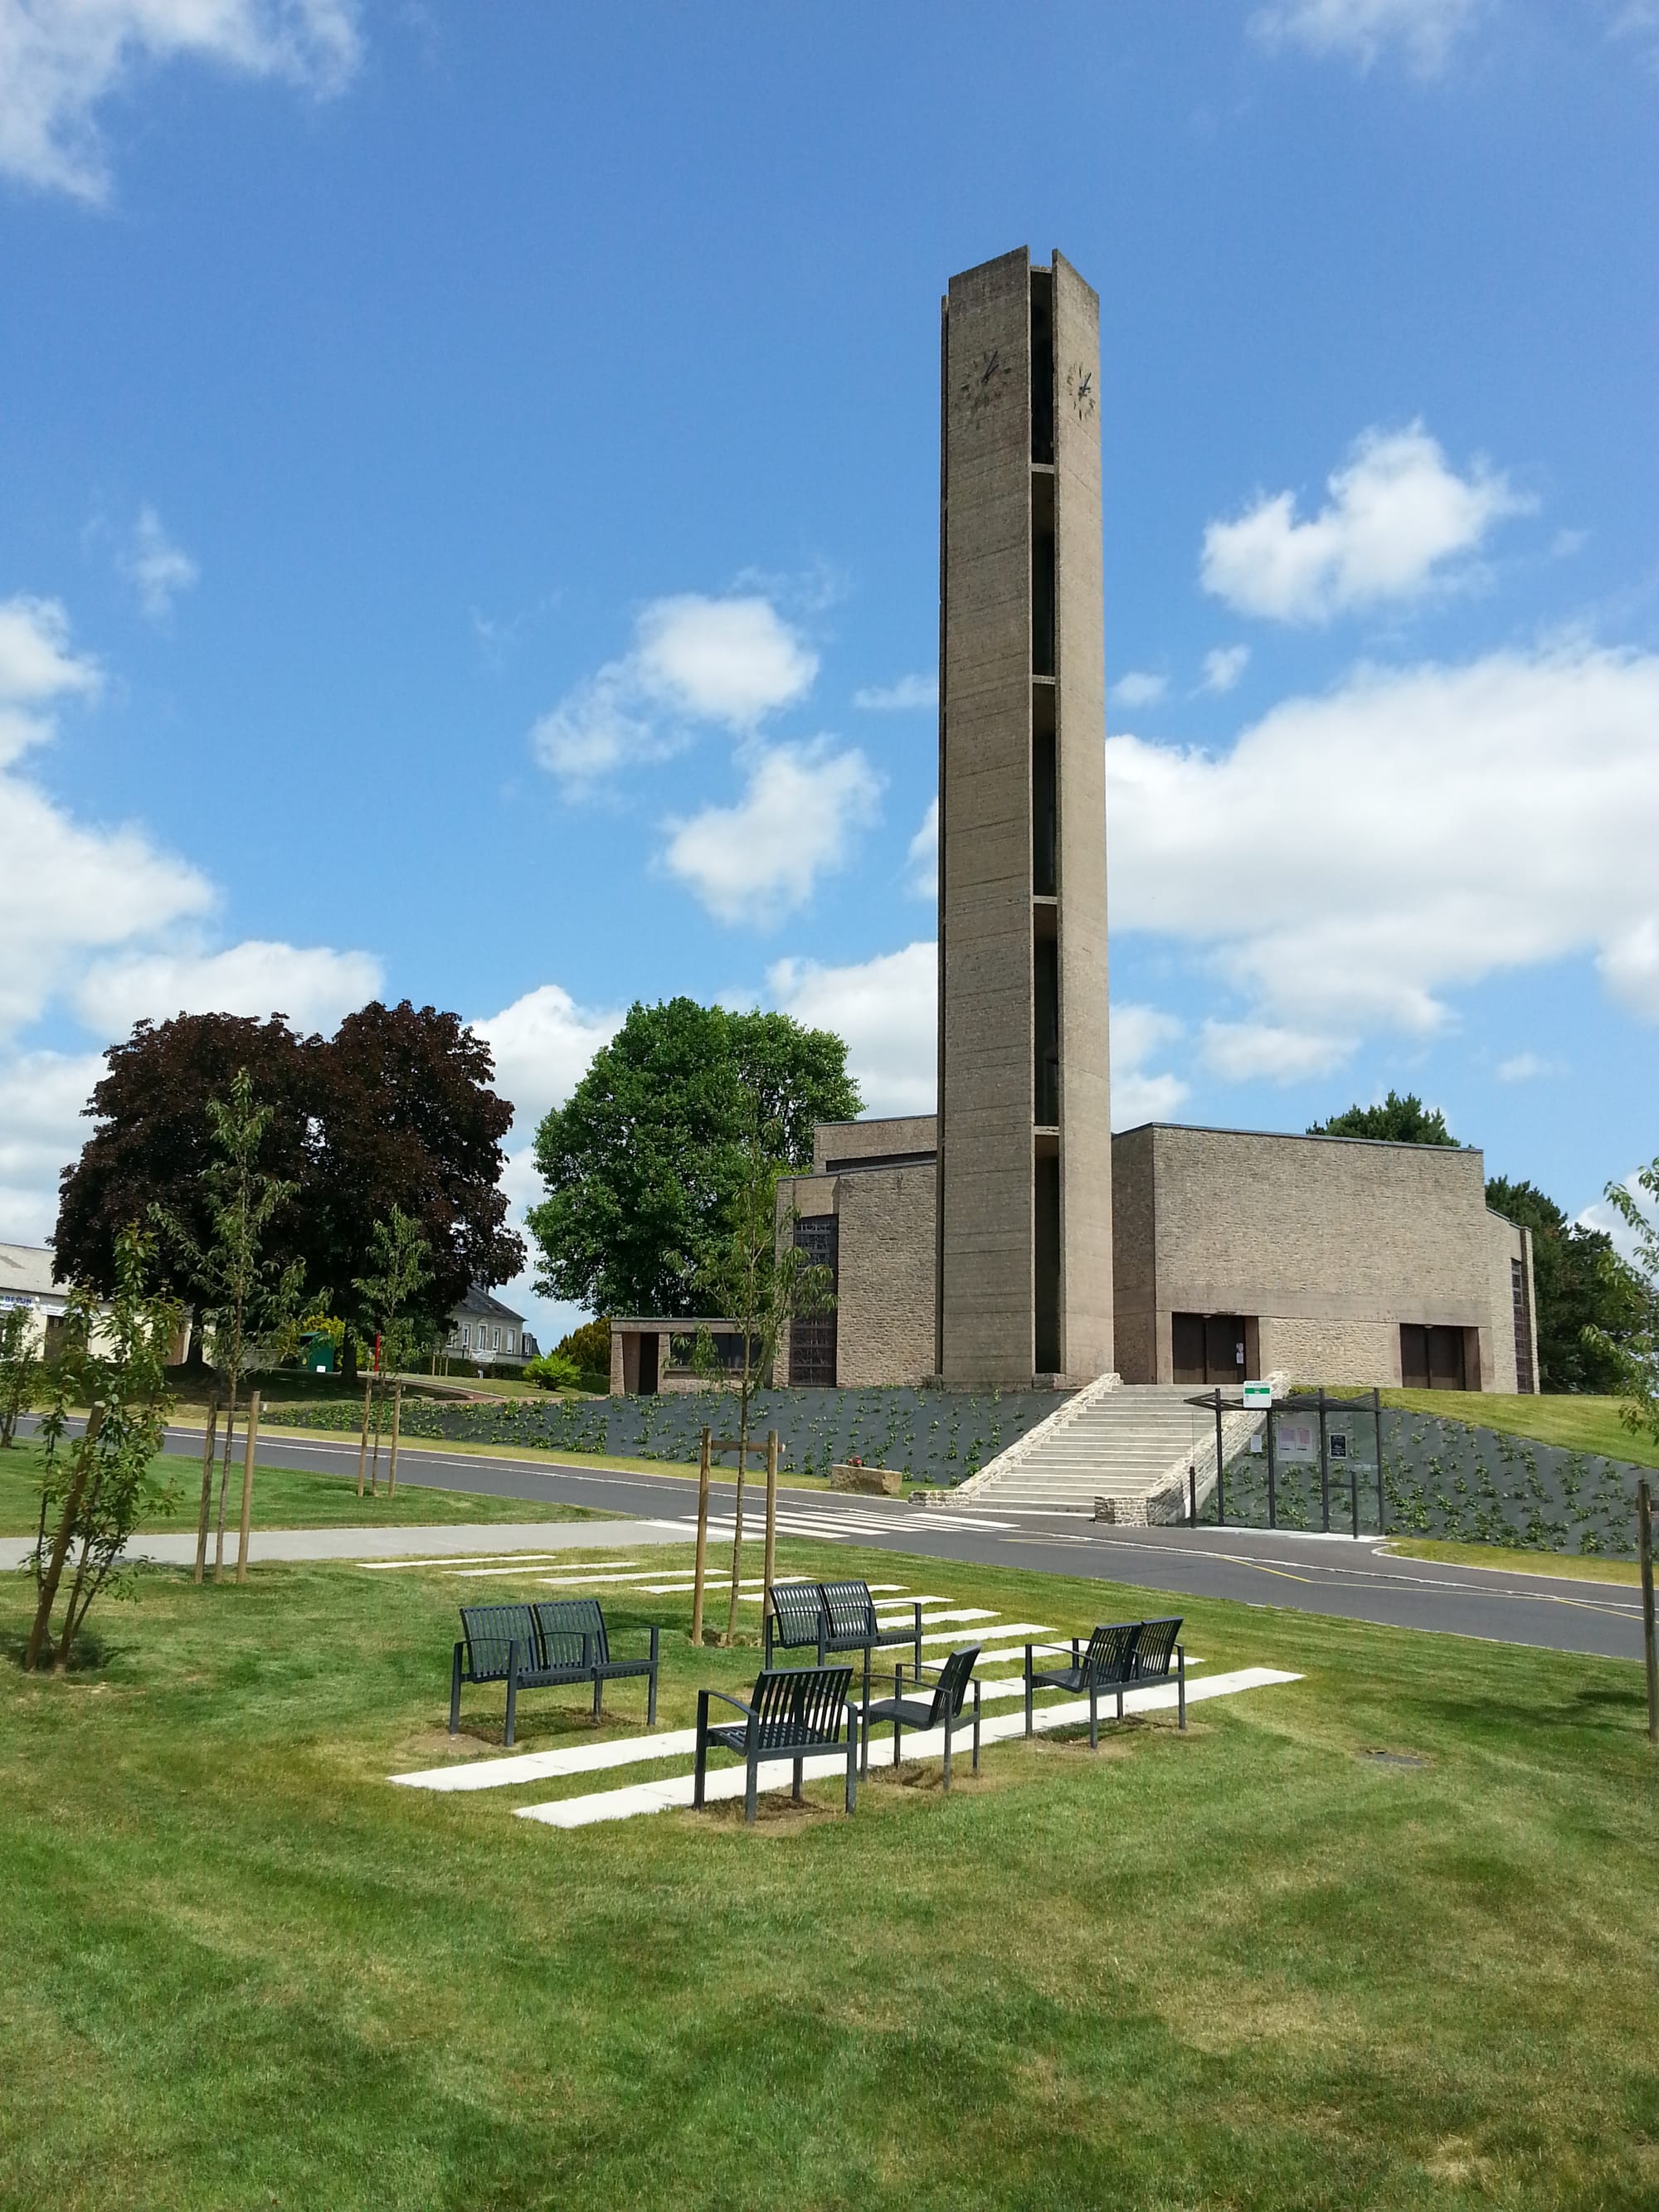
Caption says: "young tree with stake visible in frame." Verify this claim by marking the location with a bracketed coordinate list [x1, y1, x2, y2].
[151, 1068, 304, 1580]
[718, 1118, 834, 1645]
[352, 1206, 433, 1497]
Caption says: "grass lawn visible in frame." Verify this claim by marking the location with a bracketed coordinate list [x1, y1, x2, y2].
[1381, 1388, 1658, 1469]
[1382, 1537, 1647, 1586]
[0, 1441, 605, 1539]
[2, 1537, 1657, 2209]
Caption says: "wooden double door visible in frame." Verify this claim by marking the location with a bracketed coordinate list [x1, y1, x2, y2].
[1172, 1312, 1248, 1387]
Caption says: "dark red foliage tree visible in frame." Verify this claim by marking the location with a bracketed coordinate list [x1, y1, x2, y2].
[53, 1014, 318, 1333]
[54, 1002, 524, 1354]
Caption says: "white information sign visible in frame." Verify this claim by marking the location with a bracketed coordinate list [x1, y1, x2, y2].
[1242, 1380, 1272, 1409]
[1276, 1419, 1316, 1463]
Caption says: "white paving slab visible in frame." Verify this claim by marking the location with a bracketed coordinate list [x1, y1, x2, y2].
[513, 1668, 1303, 1828]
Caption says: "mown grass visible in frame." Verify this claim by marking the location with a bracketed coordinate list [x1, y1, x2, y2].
[1380, 1389, 1657, 1468]
[2, 1534, 1657, 2210]
[1382, 1537, 1647, 1585]
[0, 1441, 602, 1539]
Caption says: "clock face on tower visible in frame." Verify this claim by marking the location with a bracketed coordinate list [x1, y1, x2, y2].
[958, 345, 1012, 419]
[1066, 362, 1097, 425]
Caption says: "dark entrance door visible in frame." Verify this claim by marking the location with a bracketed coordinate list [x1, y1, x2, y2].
[1399, 1324, 1467, 1391]
[1173, 1312, 1248, 1386]
[636, 1330, 659, 1394]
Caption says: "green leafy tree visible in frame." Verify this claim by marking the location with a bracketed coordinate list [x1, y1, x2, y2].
[552, 1317, 611, 1371]
[24, 1227, 180, 1672]
[353, 1206, 435, 1380]
[528, 999, 860, 1318]
[1486, 1176, 1652, 1393]
[0, 1305, 41, 1447]
[152, 1068, 305, 1580]
[1308, 1092, 1460, 1145]
[1586, 1160, 1659, 1449]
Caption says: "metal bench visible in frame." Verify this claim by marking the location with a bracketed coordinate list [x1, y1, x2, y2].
[765, 1578, 925, 1715]
[1024, 1615, 1185, 1747]
[861, 1644, 982, 1787]
[534, 1598, 659, 1726]
[449, 1599, 659, 1745]
[694, 1665, 859, 1825]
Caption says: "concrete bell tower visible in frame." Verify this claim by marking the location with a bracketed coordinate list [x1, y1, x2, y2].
[936, 246, 1113, 1386]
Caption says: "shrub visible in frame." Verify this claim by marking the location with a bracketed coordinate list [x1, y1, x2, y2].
[523, 1352, 583, 1393]
[553, 1317, 611, 1371]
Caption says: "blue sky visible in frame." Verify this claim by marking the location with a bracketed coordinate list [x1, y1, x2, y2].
[2, 0, 1657, 1349]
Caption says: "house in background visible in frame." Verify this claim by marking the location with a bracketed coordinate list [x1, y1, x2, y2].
[443, 1284, 537, 1368]
[0, 1242, 73, 1358]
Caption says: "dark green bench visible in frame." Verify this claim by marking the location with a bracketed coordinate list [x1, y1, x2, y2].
[765, 1577, 925, 1717]
[693, 1665, 859, 1825]
[860, 1644, 983, 1787]
[1023, 1616, 1185, 1747]
[450, 1599, 659, 1745]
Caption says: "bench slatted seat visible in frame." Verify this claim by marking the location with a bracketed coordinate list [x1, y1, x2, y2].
[1023, 1616, 1186, 1746]
[765, 1578, 925, 1716]
[534, 1599, 659, 1726]
[860, 1644, 982, 1787]
[694, 1665, 859, 1825]
[450, 1599, 659, 1746]
[1126, 1615, 1186, 1729]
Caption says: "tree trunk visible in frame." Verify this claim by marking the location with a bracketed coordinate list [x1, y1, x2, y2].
[193, 1395, 218, 1584]
[356, 1380, 372, 1498]
[24, 1406, 104, 1670]
[214, 1375, 238, 1581]
[387, 1382, 402, 1498]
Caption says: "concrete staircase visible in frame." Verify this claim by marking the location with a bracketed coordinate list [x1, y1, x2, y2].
[958, 1383, 1261, 1518]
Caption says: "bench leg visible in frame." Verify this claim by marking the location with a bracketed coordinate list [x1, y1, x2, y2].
[792, 1753, 804, 1806]
[912, 1602, 922, 1680]
[861, 1643, 873, 1778]
[1089, 1681, 1098, 1751]
[942, 1705, 953, 1793]
[1024, 1644, 1034, 1739]
[745, 1740, 759, 1826]
[893, 1712, 902, 1767]
[846, 1710, 858, 1815]
[504, 1643, 519, 1749]
[593, 1670, 603, 1720]
[1178, 1646, 1186, 1732]
[1117, 1685, 1124, 1724]
[972, 1680, 981, 1775]
[693, 1692, 708, 1808]
[647, 1628, 659, 1728]
[450, 1643, 463, 1735]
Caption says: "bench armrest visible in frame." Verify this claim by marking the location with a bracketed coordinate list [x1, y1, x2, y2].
[701, 1687, 758, 1723]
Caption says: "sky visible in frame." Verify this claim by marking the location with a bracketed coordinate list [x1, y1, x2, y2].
[2, 0, 1657, 1352]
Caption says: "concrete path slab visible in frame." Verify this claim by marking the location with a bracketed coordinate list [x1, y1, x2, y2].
[0, 1519, 693, 1572]
[514, 1667, 1301, 1828]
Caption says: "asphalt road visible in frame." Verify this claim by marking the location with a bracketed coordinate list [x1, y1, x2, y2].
[153, 1421, 1651, 1665]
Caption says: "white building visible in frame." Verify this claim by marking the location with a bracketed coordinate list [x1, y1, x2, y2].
[0, 1243, 72, 1356]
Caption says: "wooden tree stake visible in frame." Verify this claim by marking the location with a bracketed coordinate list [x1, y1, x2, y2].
[1639, 1476, 1657, 1750]
[235, 1390, 260, 1585]
[355, 1378, 372, 1499]
[193, 1394, 218, 1586]
[387, 1381, 403, 1499]
[762, 1428, 779, 1624]
[690, 1425, 711, 1646]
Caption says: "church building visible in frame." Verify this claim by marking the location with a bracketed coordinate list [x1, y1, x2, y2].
[773, 246, 1537, 1400]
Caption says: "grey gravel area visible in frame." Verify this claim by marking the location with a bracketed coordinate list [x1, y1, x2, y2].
[0, 1519, 692, 1571]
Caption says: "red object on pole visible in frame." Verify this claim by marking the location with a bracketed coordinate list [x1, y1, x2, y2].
[374, 1333, 383, 1373]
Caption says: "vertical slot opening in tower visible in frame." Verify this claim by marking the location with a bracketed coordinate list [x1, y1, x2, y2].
[1034, 1138, 1060, 1375]
[1031, 465, 1055, 678]
[1034, 912, 1058, 1128]
[1032, 683, 1057, 896]
[1029, 265, 1054, 465]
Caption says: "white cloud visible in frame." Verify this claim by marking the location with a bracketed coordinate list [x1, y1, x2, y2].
[1110, 1002, 1190, 1125]
[1576, 1173, 1655, 1273]
[1496, 1051, 1563, 1083]
[1249, 0, 1482, 75]
[854, 672, 937, 712]
[532, 591, 818, 796]
[72, 941, 382, 1039]
[0, 1048, 105, 1245]
[1107, 639, 1659, 1055]
[1199, 644, 1250, 694]
[770, 941, 936, 1118]
[1200, 1019, 1355, 1084]
[663, 741, 882, 927]
[1200, 421, 1531, 624]
[469, 983, 621, 1135]
[0, 595, 212, 1030]
[907, 796, 938, 899]
[0, 0, 361, 203]
[119, 506, 198, 621]
[1110, 670, 1167, 707]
